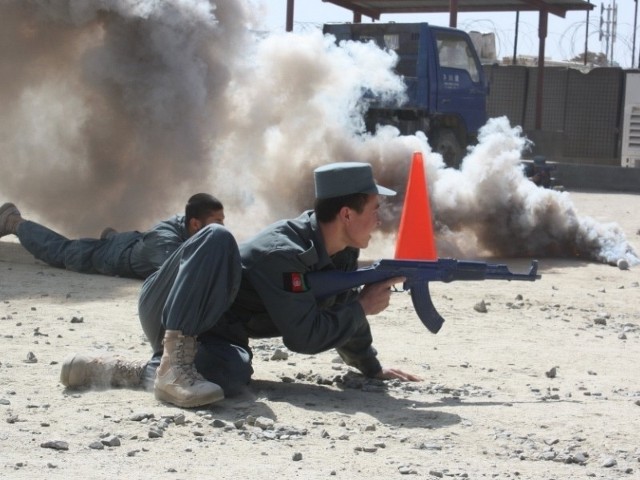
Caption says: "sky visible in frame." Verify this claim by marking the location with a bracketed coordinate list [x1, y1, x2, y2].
[262, 1, 639, 68]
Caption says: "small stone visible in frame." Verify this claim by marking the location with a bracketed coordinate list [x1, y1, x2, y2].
[541, 451, 556, 461]
[617, 258, 629, 270]
[233, 419, 245, 429]
[101, 435, 121, 447]
[173, 413, 186, 425]
[89, 441, 104, 450]
[271, 348, 289, 361]
[601, 457, 617, 468]
[474, 300, 488, 313]
[545, 367, 557, 378]
[254, 417, 274, 430]
[573, 452, 588, 465]
[398, 465, 418, 474]
[24, 352, 37, 364]
[129, 412, 154, 422]
[41, 440, 69, 451]
[292, 452, 303, 461]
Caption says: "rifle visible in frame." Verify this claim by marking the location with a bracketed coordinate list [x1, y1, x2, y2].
[305, 259, 540, 334]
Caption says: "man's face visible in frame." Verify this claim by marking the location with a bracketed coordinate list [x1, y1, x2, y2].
[188, 209, 225, 236]
[202, 209, 225, 226]
[344, 194, 381, 249]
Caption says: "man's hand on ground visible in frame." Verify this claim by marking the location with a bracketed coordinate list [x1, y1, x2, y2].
[376, 367, 422, 382]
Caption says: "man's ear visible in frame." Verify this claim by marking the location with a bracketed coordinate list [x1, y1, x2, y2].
[338, 206, 351, 225]
[187, 218, 203, 235]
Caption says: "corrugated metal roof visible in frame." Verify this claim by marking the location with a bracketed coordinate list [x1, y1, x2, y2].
[323, 0, 594, 19]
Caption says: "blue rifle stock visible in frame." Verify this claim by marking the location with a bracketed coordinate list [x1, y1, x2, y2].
[305, 259, 540, 334]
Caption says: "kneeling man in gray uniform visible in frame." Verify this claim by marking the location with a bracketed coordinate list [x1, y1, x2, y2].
[61, 162, 421, 408]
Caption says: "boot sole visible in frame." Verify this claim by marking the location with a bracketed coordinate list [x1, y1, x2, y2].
[59, 354, 78, 387]
[0, 202, 20, 238]
[154, 388, 224, 408]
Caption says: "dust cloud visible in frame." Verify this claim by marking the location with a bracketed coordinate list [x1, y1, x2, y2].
[0, 0, 636, 266]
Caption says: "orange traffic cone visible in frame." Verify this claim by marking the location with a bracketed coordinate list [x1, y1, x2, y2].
[394, 151, 438, 260]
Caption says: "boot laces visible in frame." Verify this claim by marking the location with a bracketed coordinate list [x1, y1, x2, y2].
[176, 338, 206, 386]
[116, 359, 144, 382]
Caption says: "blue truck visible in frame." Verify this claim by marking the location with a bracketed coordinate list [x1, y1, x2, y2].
[323, 22, 488, 168]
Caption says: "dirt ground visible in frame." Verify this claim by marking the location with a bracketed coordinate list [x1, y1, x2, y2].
[1, 190, 639, 480]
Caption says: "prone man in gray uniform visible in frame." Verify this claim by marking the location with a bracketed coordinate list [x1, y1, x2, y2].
[61, 162, 421, 408]
[0, 193, 225, 279]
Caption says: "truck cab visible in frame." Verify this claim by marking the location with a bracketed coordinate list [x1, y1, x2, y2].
[323, 23, 488, 168]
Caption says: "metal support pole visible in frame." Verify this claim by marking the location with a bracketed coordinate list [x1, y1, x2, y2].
[513, 10, 520, 64]
[535, 9, 548, 131]
[633, 0, 638, 68]
[584, 2, 591, 66]
[286, 0, 294, 32]
[610, 0, 617, 65]
[605, 3, 611, 64]
[449, 0, 458, 27]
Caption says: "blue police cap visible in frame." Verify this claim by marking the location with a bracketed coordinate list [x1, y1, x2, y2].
[314, 162, 396, 200]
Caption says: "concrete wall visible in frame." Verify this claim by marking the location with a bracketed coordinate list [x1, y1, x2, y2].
[555, 163, 640, 193]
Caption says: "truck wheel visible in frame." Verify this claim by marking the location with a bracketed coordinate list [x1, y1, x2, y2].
[431, 129, 464, 169]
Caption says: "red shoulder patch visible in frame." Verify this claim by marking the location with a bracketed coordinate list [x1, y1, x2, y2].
[283, 272, 308, 293]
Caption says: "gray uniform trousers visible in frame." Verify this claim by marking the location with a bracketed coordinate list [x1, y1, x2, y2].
[138, 223, 252, 396]
[17, 220, 140, 277]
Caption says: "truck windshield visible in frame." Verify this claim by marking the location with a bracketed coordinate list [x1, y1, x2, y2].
[436, 33, 479, 82]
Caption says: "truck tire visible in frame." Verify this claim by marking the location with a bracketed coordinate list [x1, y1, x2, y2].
[431, 129, 464, 169]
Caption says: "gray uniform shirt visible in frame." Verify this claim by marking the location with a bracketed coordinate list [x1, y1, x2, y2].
[212, 211, 382, 377]
[129, 214, 189, 279]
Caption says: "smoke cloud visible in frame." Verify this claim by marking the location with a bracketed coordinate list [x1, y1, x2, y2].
[430, 119, 638, 265]
[0, 0, 637, 266]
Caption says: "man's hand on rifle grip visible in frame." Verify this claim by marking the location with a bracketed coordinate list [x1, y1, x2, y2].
[357, 276, 406, 316]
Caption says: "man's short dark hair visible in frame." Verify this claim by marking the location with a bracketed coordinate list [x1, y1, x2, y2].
[185, 193, 223, 223]
[314, 192, 369, 223]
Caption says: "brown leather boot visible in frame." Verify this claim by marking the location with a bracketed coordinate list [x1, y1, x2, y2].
[0, 203, 23, 238]
[60, 353, 146, 388]
[154, 330, 224, 408]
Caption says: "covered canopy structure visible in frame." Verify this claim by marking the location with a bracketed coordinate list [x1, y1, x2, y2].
[284, 0, 595, 129]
